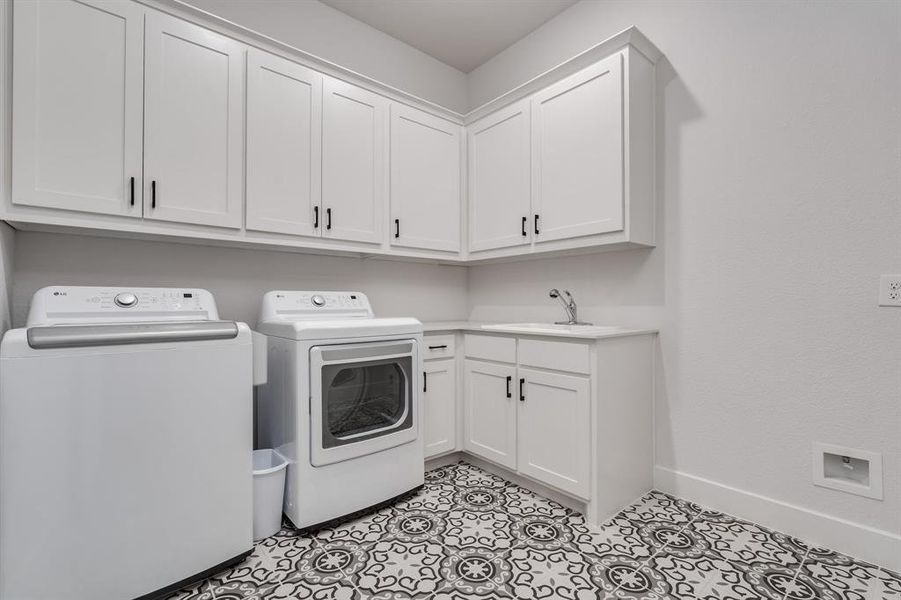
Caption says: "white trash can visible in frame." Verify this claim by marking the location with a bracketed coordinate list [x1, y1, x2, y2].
[252, 449, 288, 541]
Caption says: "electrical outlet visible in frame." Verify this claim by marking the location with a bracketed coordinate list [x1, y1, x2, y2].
[879, 274, 901, 306]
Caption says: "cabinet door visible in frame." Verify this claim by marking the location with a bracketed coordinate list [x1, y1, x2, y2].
[423, 359, 456, 459]
[11, 0, 143, 217]
[463, 360, 516, 469]
[321, 77, 385, 244]
[144, 12, 244, 228]
[532, 52, 624, 242]
[468, 100, 531, 252]
[518, 368, 591, 498]
[246, 49, 321, 237]
[390, 105, 461, 253]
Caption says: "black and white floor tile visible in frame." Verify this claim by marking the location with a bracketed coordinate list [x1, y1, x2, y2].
[168, 461, 901, 600]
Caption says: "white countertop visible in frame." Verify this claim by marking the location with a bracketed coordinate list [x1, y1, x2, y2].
[421, 321, 657, 340]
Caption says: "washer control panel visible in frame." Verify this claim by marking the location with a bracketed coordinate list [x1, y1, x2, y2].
[26, 286, 220, 326]
[260, 291, 373, 321]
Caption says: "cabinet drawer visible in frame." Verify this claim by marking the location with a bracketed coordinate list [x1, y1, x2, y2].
[464, 334, 516, 364]
[518, 338, 591, 374]
[423, 334, 455, 360]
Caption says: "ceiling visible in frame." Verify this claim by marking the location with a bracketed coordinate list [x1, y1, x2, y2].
[319, 0, 578, 73]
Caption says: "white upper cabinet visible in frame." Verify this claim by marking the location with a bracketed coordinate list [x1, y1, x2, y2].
[11, 0, 144, 217]
[245, 49, 322, 237]
[468, 100, 532, 252]
[5, 3, 659, 263]
[143, 12, 245, 229]
[389, 105, 462, 253]
[321, 77, 386, 244]
[531, 52, 624, 243]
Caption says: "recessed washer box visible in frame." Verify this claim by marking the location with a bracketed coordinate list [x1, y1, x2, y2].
[812, 442, 883, 500]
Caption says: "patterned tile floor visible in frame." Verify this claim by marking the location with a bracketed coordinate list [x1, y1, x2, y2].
[169, 461, 901, 600]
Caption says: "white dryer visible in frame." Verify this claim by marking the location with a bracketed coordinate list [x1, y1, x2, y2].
[0, 286, 254, 600]
[256, 291, 424, 529]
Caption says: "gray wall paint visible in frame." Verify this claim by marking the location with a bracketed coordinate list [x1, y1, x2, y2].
[0, 223, 14, 334]
[468, 0, 901, 535]
[0, 0, 10, 334]
[11, 232, 468, 327]
[176, 0, 469, 113]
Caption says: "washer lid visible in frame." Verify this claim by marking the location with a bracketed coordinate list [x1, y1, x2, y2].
[256, 317, 422, 341]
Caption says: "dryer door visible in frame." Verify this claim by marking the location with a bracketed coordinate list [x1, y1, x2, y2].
[310, 340, 419, 466]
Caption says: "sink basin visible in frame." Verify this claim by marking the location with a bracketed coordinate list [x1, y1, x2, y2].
[480, 323, 626, 336]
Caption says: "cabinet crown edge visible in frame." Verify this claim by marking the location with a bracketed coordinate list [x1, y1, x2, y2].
[464, 26, 663, 125]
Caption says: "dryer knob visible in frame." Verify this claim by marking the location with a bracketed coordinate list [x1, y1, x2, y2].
[114, 292, 138, 308]
[311, 295, 326, 307]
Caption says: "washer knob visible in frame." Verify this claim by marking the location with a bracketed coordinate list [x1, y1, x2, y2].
[311, 295, 326, 307]
[114, 292, 138, 308]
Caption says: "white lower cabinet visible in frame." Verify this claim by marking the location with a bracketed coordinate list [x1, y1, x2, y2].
[461, 334, 595, 500]
[518, 368, 591, 498]
[423, 358, 456, 459]
[463, 360, 517, 470]
[462, 353, 590, 498]
[458, 332, 654, 522]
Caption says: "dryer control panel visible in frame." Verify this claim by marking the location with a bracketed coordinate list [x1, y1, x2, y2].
[25, 286, 220, 326]
[258, 291, 374, 321]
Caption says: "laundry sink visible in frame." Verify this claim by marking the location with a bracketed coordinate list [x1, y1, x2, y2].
[480, 323, 627, 336]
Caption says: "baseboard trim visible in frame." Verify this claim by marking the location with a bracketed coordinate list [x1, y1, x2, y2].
[654, 466, 901, 573]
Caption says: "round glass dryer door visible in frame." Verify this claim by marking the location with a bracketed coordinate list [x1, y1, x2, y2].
[309, 339, 419, 466]
[324, 360, 409, 443]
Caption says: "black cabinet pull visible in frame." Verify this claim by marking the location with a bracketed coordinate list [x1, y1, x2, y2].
[506, 375, 512, 398]
[534, 214, 540, 235]
[519, 377, 525, 402]
[313, 206, 319, 228]
[151, 180, 156, 209]
[428, 344, 447, 350]
[129, 177, 135, 206]
[423, 371, 427, 393]
[326, 208, 332, 230]
[395, 219, 400, 238]
[521, 216, 527, 237]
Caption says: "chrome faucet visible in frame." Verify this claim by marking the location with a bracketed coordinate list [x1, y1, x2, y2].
[549, 289, 592, 326]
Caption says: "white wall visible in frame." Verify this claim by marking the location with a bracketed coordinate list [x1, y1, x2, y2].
[0, 0, 12, 334]
[468, 0, 901, 547]
[0, 223, 13, 333]
[174, 0, 468, 113]
[11, 232, 468, 327]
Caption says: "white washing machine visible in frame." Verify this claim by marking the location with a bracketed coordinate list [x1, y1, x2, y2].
[0, 286, 254, 600]
[256, 291, 424, 529]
